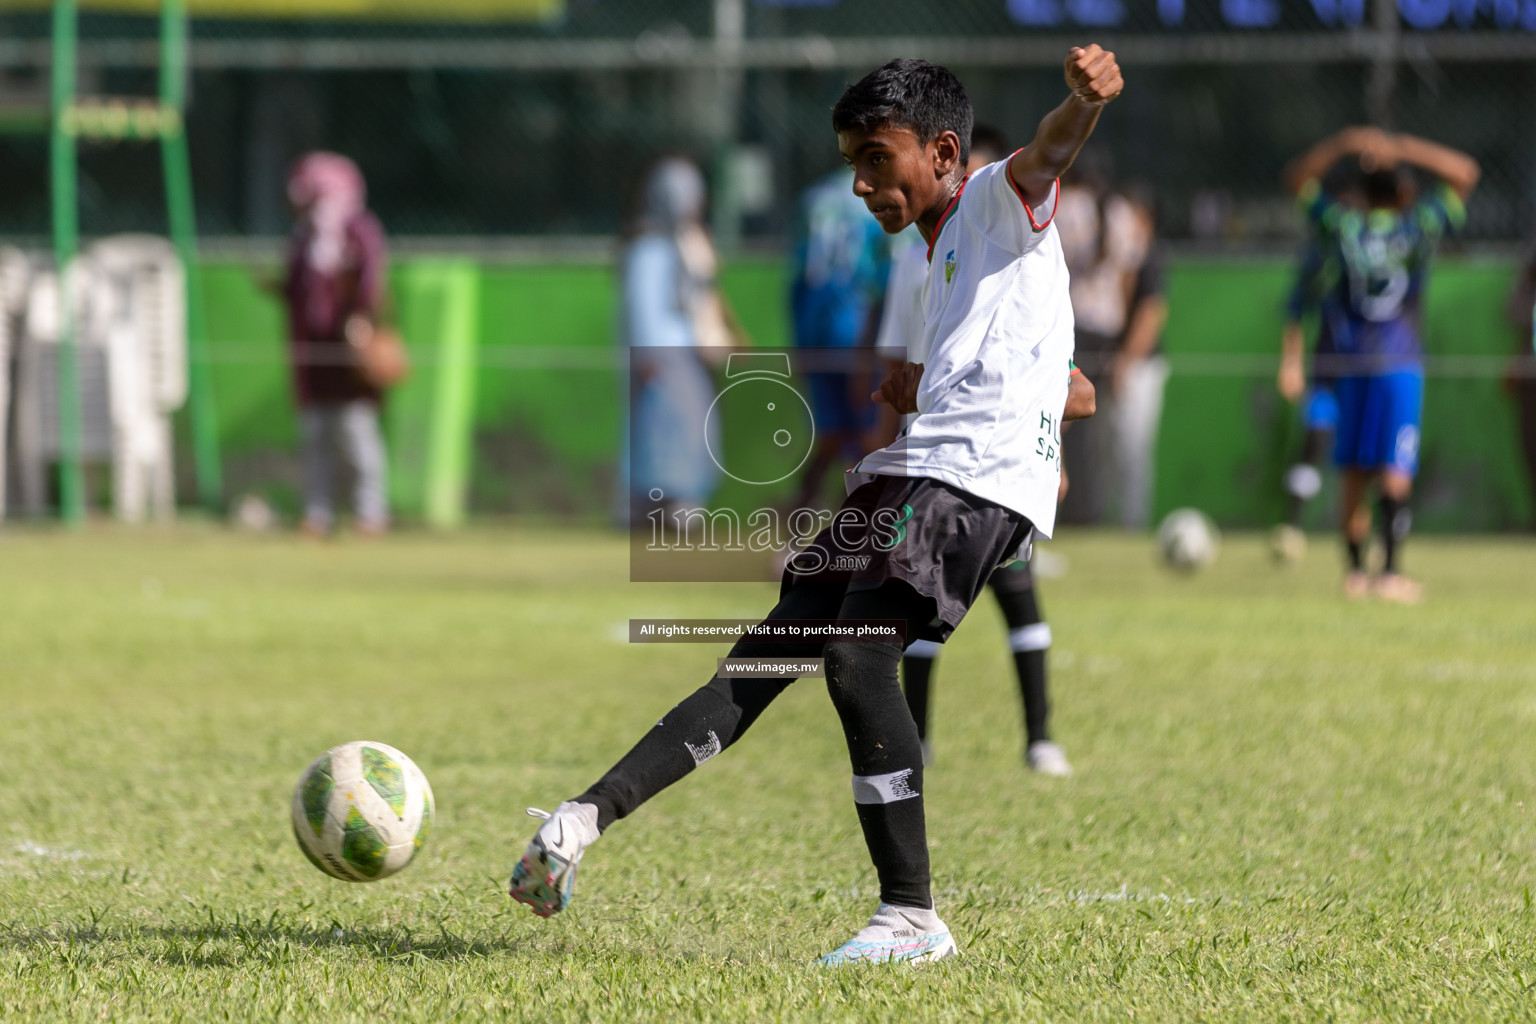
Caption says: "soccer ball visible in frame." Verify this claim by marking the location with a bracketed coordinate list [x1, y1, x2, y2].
[1157, 508, 1221, 572]
[291, 741, 434, 882]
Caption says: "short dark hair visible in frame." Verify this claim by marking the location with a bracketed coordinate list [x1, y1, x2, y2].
[1362, 167, 1409, 208]
[832, 58, 974, 163]
[969, 124, 1010, 164]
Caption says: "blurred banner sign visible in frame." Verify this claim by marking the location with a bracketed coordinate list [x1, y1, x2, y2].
[21, 0, 563, 21]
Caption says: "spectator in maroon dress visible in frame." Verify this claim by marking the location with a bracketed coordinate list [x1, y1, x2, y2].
[284, 152, 390, 537]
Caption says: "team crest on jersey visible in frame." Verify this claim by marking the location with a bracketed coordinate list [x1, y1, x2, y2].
[944, 250, 956, 284]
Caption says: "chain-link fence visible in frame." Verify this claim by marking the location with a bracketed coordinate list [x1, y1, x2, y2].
[2, 1, 1535, 245]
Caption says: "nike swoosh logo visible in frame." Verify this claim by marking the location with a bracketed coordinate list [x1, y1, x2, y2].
[549, 818, 565, 854]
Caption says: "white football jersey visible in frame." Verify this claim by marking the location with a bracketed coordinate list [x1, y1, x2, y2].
[853, 155, 1073, 538]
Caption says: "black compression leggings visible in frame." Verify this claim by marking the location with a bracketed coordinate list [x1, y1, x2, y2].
[576, 578, 938, 909]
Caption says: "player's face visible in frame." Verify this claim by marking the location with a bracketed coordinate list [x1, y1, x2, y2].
[838, 125, 953, 235]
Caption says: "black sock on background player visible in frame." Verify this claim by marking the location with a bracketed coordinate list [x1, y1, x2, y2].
[995, 581, 1051, 745]
[900, 563, 1053, 753]
[1346, 537, 1364, 571]
[1378, 494, 1410, 574]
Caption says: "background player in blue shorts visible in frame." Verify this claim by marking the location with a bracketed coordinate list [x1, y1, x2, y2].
[1286, 128, 1479, 602]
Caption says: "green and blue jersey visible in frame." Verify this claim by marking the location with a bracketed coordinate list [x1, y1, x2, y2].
[1300, 179, 1464, 366]
[789, 169, 892, 349]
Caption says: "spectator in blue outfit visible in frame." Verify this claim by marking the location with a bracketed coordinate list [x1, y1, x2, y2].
[620, 156, 739, 522]
[1286, 127, 1479, 603]
[786, 167, 895, 509]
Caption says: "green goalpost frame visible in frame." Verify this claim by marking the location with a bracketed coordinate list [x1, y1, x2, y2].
[159, 0, 223, 513]
[47, 0, 222, 524]
[50, 0, 84, 525]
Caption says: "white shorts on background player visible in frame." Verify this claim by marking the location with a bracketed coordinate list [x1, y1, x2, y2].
[855, 156, 1072, 538]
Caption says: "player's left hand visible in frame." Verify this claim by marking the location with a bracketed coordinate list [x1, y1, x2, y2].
[872, 362, 924, 414]
[1065, 44, 1122, 106]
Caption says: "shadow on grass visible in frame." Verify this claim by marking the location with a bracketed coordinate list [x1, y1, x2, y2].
[0, 918, 535, 967]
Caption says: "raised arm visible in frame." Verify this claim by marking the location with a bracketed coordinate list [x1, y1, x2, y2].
[1392, 133, 1481, 200]
[1284, 126, 1480, 200]
[1007, 45, 1123, 208]
[1283, 126, 1388, 195]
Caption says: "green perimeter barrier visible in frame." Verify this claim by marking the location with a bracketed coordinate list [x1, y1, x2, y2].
[196, 254, 1532, 531]
[389, 261, 479, 528]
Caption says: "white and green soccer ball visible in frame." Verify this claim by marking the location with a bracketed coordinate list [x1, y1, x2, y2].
[1157, 507, 1221, 573]
[291, 741, 434, 882]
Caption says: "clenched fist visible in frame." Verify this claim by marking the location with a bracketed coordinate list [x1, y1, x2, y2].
[1065, 44, 1122, 106]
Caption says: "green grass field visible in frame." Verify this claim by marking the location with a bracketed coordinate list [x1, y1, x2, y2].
[2, 527, 1534, 1022]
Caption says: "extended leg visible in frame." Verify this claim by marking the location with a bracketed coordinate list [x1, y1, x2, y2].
[509, 578, 847, 917]
[574, 580, 845, 831]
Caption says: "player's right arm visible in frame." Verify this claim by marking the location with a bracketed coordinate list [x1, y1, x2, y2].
[1007, 45, 1123, 209]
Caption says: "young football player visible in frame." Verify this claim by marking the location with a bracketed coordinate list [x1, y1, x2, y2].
[511, 47, 1123, 964]
[1285, 128, 1479, 601]
[879, 124, 1087, 777]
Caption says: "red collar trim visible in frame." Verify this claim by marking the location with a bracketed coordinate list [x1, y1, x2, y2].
[926, 176, 969, 263]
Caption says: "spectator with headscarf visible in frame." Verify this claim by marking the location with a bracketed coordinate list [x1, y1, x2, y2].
[283, 151, 390, 537]
[621, 155, 736, 521]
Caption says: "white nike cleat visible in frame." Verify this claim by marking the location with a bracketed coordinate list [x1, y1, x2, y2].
[816, 904, 958, 965]
[508, 801, 600, 918]
[1026, 740, 1073, 777]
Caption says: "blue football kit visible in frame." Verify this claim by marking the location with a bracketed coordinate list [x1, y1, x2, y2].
[1301, 180, 1465, 475]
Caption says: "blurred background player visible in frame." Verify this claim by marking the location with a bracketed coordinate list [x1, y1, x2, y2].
[281, 152, 390, 538]
[1286, 127, 1480, 601]
[785, 165, 893, 510]
[620, 155, 737, 523]
[878, 125, 1080, 777]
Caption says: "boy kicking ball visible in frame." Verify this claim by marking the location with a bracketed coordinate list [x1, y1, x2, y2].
[511, 46, 1123, 964]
